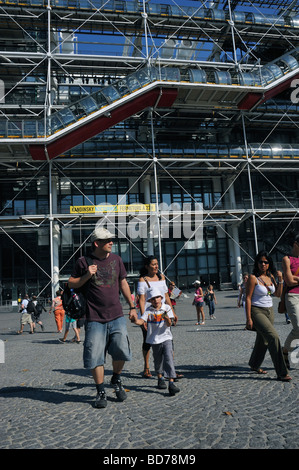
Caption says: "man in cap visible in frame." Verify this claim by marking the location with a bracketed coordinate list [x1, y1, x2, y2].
[68, 226, 137, 408]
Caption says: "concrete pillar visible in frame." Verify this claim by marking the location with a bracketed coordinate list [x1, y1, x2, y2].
[227, 178, 242, 286]
[52, 222, 60, 294]
[50, 172, 60, 297]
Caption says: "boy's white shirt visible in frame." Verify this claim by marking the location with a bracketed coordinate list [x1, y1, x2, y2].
[141, 301, 174, 345]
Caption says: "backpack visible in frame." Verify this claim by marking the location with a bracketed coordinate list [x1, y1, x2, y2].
[27, 300, 36, 314]
[62, 256, 93, 320]
[36, 302, 44, 315]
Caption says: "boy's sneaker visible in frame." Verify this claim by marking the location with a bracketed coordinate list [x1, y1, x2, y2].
[110, 378, 127, 402]
[157, 377, 167, 389]
[95, 390, 107, 408]
[169, 382, 180, 396]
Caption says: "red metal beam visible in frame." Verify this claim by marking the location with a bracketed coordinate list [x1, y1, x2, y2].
[29, 88, 178, 160]
[238, 73, 299, 110]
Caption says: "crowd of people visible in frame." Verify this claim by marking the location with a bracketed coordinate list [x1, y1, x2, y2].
[17, 288, 81, 343]
[15, 227, 299, 407]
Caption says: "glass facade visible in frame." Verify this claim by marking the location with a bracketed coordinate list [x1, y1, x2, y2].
[57, 178, 133, 212]
[0, 174, 231, 300]
[0, 232, 51, 302]
[0, 179, 49, 216]
[0, 166, 298, 302]
[234, 173, 299, 210]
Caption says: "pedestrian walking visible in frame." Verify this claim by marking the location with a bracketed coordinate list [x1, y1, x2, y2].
[193, 280, 205, 325]
[17, 294, 34, 334]
[49, 290, 65, 333]
[245, 250, 291, 381]
[131, 287, 180, 396]
[204, 284, 217, 319]
[282, 230, 299, 369]
[68, 227, 136, 409]
[59, 314, 80, 343]
[32, 295, 46, 331]
[238, 273, 248, 311]
[137, 256, 177, 378]
[168, 281, 182, 313]
[238, 272, 249, 328]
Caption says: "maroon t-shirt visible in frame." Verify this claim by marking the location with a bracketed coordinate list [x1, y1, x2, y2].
[71, 253, 127, 323]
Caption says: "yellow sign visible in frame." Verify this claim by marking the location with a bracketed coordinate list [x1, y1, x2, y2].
[70, 205, 95, 214]
[70, 204, 156, 214]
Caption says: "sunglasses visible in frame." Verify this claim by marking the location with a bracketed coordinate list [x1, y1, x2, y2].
[258, 260, 269, 265]
[98, 238, 113, 243]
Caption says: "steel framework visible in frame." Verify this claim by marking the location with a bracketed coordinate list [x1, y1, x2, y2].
[0, 0, 298, 298]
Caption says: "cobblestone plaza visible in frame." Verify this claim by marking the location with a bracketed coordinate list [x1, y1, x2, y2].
[1, 290, 298, 450]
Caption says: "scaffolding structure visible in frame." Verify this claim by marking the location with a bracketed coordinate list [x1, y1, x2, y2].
[0, 0, 299, 300]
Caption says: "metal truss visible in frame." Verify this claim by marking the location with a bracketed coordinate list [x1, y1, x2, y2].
[0, 0, 298, 297]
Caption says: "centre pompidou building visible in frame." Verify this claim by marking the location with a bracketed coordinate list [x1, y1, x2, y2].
[0, 0, 298, 301]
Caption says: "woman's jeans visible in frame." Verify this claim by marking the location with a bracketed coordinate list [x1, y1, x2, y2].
[208, 300, 215, 316]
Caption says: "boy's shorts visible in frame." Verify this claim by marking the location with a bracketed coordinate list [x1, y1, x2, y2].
[65, 318, 77, 331]
[21, 313, 33, 325]
[83, 316, 131, 369]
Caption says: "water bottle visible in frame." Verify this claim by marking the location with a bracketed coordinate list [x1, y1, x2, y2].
[70, 288, 84, 316]
[70, 288, 79, 302]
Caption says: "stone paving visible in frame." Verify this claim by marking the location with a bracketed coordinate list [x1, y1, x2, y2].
[0, 290, 298, 451]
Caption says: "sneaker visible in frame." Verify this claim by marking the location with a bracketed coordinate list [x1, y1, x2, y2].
[111, 378, 127, 402]
[169, 382, 180, 396]
[157, 377, 167, 389]
[95, 391, 107, 408]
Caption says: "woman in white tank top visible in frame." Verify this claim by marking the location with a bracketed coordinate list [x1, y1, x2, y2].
[137, 256, 177, 378]
[245, 251, 291, 382]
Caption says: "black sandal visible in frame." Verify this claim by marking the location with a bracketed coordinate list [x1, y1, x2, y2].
[250, 368, 267, 374]
[277, 375, 292, 382]
[143, 368, 152, 378]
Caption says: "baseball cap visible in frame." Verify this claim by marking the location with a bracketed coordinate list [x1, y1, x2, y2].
[90, 227, 114, 242]
[146, 287, 163, 302]
[193, 280, 201, 285]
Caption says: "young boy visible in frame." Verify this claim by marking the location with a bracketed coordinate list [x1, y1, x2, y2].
[58, 314, 81, 344]
[132, 286, 180, 396]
